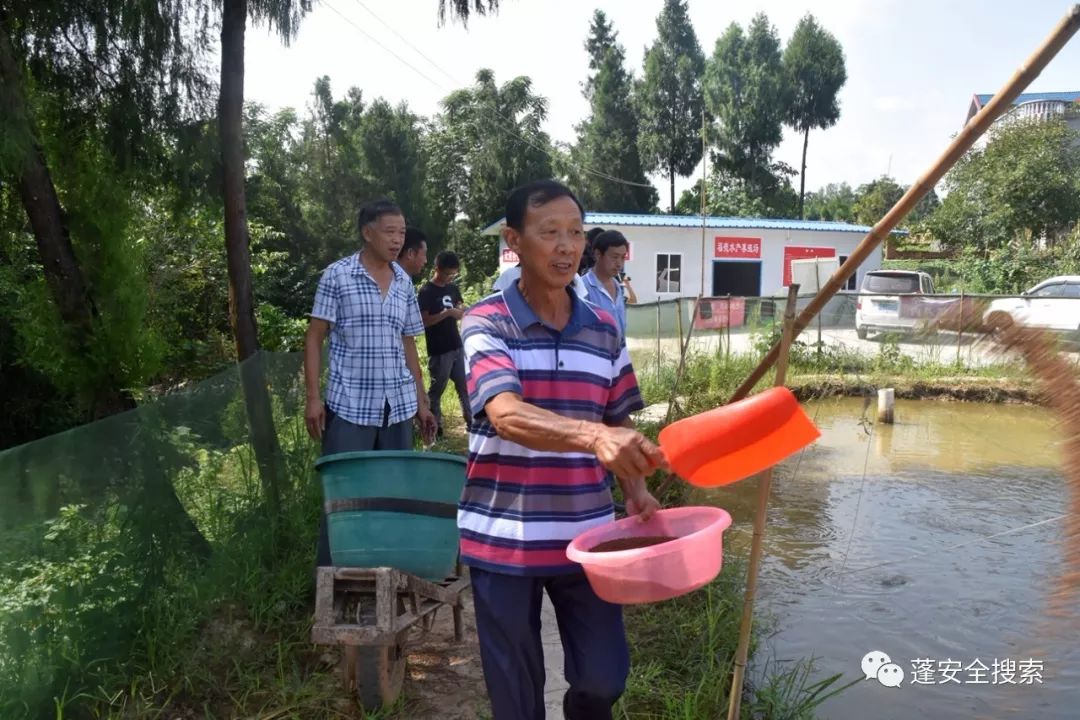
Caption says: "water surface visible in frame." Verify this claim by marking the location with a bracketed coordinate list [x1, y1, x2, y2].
[699, 398, 1077, 719]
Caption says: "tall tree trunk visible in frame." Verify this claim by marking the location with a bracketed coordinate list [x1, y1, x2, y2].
[798, 125, 810, 220]
[2, 18, 128, 417]
[220, 0, 283, 528]
[1, 17, 209, 554]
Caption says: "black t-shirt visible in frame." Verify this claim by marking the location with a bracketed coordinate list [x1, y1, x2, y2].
[417, 281, 464, 356]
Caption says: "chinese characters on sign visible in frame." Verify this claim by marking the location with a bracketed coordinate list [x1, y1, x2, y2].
[501, 248, 519, 265]
[713, 237, 761, 259]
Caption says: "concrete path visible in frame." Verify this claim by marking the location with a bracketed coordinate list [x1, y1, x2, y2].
[541, 593, 568, 719]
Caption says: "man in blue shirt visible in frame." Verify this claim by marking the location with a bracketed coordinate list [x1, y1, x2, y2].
[303, 198, 437, 566]
[582, 230, 636, 339]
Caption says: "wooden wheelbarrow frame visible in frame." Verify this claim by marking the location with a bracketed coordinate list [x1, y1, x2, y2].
[311, 564, 470, 710]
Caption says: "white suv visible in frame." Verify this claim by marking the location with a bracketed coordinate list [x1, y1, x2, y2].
[984, 276, 1080, 333]
[855, 270, 935, 340]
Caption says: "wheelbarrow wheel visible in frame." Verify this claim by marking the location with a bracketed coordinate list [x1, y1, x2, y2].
[347, 640, 407, 710]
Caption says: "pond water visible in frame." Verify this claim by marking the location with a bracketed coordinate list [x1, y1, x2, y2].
[697, 398, 1078, 719]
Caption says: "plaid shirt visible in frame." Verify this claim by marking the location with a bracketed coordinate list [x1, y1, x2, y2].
[310, 253, 424, 426]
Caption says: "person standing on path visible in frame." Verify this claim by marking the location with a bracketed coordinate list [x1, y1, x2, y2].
[303, 198, 437, 567]
[459, 180, 665, 720]
[417, 250, 473, 437]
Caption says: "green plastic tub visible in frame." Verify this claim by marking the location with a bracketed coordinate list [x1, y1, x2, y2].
[314, 450, 466, 580]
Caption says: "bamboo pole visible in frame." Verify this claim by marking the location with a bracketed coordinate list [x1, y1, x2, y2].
[728, 5, 1080, 404]
[726, 284, 800, 720]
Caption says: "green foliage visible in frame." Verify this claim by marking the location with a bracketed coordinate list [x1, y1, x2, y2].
[852, 175, 904, 226]
[923, 118, 1080, 252]
[705, 14, 788, 193]
[0, 504, 144, 717]
[427, 69, 554, 228]
[782, 14, 847, 216]
[635, 0, 706, 211]
[676, 164, 797, 218]
[3, 1, 215, 173]
[803, 182, 857, 222]
[782, 15, 846, 135]
[447, 220, 500, 288]
[0, 354, 321, 718]
[619, 559, 856, 720]
[574, 11, 657, 213]
[4, 116, 167, 408]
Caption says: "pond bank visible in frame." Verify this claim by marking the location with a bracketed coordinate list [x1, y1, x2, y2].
[787, 374, 1041, 404]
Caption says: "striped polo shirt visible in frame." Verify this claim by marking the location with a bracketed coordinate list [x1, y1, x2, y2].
[458, 281, 645, 575]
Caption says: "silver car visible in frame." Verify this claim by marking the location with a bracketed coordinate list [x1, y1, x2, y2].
[855, 270, 936, 339]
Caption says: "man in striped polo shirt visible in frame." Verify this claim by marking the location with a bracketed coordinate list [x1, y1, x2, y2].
[460, 180, 665, 720]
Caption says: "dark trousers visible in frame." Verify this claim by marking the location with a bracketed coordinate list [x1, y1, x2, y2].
[470, 567, 630, 720]
[427, 347, 472, 430]
[315, 403, 413, 567]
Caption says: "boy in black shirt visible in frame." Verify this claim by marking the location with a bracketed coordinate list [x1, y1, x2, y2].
[417, 251, 473, 435]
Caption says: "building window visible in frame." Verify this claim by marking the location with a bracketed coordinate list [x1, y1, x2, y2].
[839, 255, 857, 291]
[656, 253, 682, 293]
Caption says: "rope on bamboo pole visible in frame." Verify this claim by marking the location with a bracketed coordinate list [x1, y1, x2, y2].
[727, 4, 1080, 405]
[726, 283, 801, 720]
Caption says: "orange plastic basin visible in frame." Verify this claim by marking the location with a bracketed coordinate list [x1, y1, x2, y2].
[658, 386, 820, 487]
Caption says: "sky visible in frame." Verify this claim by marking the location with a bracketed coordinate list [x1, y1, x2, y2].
[244, 0, 1080, 212]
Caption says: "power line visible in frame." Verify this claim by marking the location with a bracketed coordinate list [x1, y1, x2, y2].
[321, 0, 655, 191]
[349, 0, 653, 190]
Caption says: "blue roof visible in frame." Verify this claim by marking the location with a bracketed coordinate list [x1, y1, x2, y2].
[974, 91, 1080, 107]
[481, 211, 906, 236]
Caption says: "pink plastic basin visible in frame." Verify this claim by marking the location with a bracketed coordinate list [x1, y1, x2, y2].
[565, 506, 733, 605]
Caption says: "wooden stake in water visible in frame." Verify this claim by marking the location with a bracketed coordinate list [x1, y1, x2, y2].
[727, 283, 800, 720]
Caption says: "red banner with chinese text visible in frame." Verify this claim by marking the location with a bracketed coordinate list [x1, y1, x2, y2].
[714, 237, 762, 259]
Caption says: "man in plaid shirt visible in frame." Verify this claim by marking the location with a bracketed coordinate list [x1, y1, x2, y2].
[303, 198, 437, 566]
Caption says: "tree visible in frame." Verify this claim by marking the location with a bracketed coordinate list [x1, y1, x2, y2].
[0, 2, 212, 417]
[852, 175, 906, 226]
[0, 2, 218, 565]
[426, 69, 553, 228]
[217, 0, 315, 532]
[924, 118, 1080, 252]
[676, 165, 797, 219]
[356, 98, 447, 249]
[636, 0, 706, 211]
[574, 11, 656, 212]
[803, 182, 857, 222]
[782, 14, 846, 218]
[704, 13, 788, 196]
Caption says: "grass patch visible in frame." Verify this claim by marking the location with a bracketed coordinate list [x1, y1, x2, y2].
[617, 559, 856, 720]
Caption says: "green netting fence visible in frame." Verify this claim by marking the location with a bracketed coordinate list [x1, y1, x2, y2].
[0, 352, 321, 718]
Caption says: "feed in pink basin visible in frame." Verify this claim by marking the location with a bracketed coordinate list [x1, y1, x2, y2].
[565, 506, 733, 605]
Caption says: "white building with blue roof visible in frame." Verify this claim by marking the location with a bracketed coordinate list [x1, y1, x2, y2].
[965, 90, 1080, 132]
[481, 212, 888, 304]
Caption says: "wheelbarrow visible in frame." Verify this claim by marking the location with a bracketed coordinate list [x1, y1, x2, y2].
[310, 450, 470, 710]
